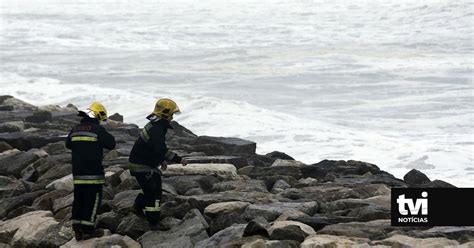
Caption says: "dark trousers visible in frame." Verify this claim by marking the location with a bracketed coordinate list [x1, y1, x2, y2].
[133, 171, 162, 225]
[72, 184, 103, 233]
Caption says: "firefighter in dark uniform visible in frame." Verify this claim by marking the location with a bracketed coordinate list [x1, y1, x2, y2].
[66, 102, 116, 240]
[129, 98, 187, 227]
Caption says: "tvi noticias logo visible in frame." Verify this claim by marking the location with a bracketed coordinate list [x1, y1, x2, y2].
[396, 191, 428, 223]
[391, 188, 474, 226]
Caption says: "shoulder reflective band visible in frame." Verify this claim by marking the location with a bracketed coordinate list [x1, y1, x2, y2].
[74, 175, 105, 180]
[73, 179, 105, 184]
[145, 200, 161, 212]
[71, 131, 97, 138]
[71, 136, 98, 142]
[139, 122, 153, 142]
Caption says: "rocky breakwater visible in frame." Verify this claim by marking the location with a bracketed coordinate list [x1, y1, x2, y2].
[0, 95, 472, 248]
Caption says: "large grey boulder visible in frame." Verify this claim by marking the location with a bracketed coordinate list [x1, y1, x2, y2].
[407, 226, 474, 243]
[164, 163, 238, 180]
[212, 179, 268, 193]
[110, 190, 140, 215]
[0, 190, 47, 218]
[196, 224, 246, 248]
[193, 136, 256, 156]
[300, 234, 370, 247]
[0, 176, 28, 198]
[243, 202, 318, 221]
[0, 210, 72, 247]
[319, 219, 406, 240]
[32, 189, 70, 211]
[61, 233, 140, 248]
[185, 156, 248, 169]
[204, 201, 250, 217]
[288, 214, 359, 231]
[0, 151, 41, 178]
[0, 142, 13, 153]
[0, 122, 24, 133]
[116, 213, 150, 239]
[138, 209, 209, 247]
[403, 169, 431, 185]
[97, 212, 124, 233]
[372, 234, 459, 247]
[0, 130, 65, 151]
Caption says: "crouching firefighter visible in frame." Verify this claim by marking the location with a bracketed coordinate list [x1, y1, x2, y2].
[66, 102, 116, 240]
[129, 98, 187, 227]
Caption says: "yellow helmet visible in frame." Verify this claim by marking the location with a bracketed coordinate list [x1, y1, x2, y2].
[153, 98, 180, 120]
[88, 102, 108, 122]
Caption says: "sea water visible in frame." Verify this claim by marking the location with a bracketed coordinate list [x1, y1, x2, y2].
[1, 0, 473, 186]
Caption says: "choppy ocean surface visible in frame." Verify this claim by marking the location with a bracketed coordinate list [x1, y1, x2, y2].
[0, 0, 473, 186]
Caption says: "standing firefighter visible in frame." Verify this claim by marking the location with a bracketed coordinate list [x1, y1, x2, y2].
[66, 102, 116, 240]
[129, 98, 187, 227]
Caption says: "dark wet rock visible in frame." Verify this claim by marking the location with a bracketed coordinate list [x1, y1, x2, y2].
[346, 204, 391, 221]
[248, 154, 276, 167]
[0, 190, 47, 218]
[116, 213, 150, 239]
[24, 110, 52, 123]
[404, 169, 431, 185]
[212, 179, 268, 193]
[300, 234, 370, 247]
[0, 142, 13, 153]
[269, 224, 307, 242]
[209, 212, 246, 235]
[301, 160, 382, 179]
[32, 189, 70, 211]
[266, 151, 295, 160]
[0, 176, 28, 198]
[185, 187, 205, 195]
[37, 161, 71, 182]
[407, 226, 474, 243]
[0, 122, 23, 133]
[243, 217, 270, 237]
[279, 183, 386, 202]
[319, 219, 407, 240]
[109, 113, 124, 122]
[0, 151, 41, 178]
[185, 155, 248, 169]
[52, 193, 74, 213]
[0, 105, 14, 111]
[196, 224, 246, 248]
[194, 136, 256, 156]
[295, 177, 319, 187]
[332, 173, 406, 187]
[164, 175, 220, 194]
[372, 234, 459, 247]
[62, 233, 140, 247]
[0, 130, 65, 151]
[424, 179, 456, 188]
[110, 190, 140, 215]
[5, 205, 37, 220]
[242, 202, 318, 222]
[288, 214, 359, 231]
[204, 201, 250, 218]
[138, 209, 209, 247]
[238, 165, 302, 182]
[159, 216, 182, 231]
[179, 191, 278, 211]
[271, 179, 291, 194]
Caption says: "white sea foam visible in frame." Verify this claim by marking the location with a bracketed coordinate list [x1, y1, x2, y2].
[0, 0, 473, 186]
